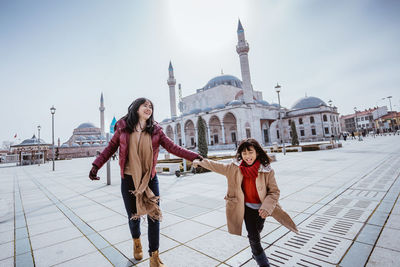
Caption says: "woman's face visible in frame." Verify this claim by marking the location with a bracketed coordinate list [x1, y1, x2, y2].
[241, 146, 257, 165]
[137, 100, 153, 121]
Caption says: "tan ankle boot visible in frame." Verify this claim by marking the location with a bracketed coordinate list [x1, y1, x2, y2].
[149, 250, 166, 267]
[133, 238, 143, 260]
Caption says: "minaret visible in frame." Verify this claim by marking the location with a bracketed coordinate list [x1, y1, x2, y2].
[99, 92, 105, 136]
[167, 61, 177, 118]
[236, 19, 254, 103]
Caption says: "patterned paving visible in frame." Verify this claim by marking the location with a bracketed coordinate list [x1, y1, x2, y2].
[0, 136, 399, 266]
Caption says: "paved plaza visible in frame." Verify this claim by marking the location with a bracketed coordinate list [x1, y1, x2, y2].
[1, 136, 400, 267]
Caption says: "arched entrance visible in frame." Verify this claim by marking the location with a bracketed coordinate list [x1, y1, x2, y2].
[176, 123, 182, 146]
[184, 120, 196, 148]
[166, 125, 174, 141]
[209, 115, 222, 145]
[223, 112, 237, 144]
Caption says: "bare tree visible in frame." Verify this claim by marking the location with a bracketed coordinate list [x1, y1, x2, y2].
[1, 141, 14, 151]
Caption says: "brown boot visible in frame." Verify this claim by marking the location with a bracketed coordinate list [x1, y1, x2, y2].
[149, 250, 166, 267]
[133, 238, 143, 260]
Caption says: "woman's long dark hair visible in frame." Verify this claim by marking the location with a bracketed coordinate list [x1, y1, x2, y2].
[235, 138, 271, 166]
[121, 98, 155, 135]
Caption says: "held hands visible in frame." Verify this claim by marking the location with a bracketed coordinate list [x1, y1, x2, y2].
[258, 209, 269, 219]
[192, 159, 201, 168]
[192, 155, 204, 168]
[89, 165, 100, 181]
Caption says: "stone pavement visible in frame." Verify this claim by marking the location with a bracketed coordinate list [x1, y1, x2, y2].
[0, 136, 399, 267]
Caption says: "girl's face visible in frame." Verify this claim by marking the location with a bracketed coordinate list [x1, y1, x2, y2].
[137, 100, 153, 121]
[241, 146, 258, 165]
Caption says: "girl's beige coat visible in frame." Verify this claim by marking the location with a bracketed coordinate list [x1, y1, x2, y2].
[198, 159, 298, 235]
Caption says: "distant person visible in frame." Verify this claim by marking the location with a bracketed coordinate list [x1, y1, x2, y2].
[193, 138, 297, 267]
[351, 131, 355, 139]
[89, 97, 202, 267]
[343, 133, 347, 141]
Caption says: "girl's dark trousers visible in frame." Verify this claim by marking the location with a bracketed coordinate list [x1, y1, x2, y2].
[244, 205, 266, 256]
[121, 174, 160, 253]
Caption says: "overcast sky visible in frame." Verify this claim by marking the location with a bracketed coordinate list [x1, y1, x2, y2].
[1, 0, 399, 145]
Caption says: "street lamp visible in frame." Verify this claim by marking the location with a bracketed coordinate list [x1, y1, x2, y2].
[37, 125, 41, 165]
[328, 100, 334, 134]
[275, 83, 286, 155]
[50, 106, 56, 171]
[386, 96, 393, 131]
[354, 107, 362, 141]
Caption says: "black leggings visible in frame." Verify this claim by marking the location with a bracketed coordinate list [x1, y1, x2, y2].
[121, 174, 160, 253]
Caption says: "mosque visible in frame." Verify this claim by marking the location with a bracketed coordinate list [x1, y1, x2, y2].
[160, 20, 341, 149]
[57, 93, 112, 159]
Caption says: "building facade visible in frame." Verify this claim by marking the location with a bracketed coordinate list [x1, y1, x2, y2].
[10, 135, 50, 165]
[340, 106, 388, 133]
[160, 21, 340, 148]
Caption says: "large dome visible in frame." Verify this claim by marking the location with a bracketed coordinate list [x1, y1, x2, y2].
[203, 75, 242, 90]
[291, 97, 327, 110]
[77, 122, 96, 129]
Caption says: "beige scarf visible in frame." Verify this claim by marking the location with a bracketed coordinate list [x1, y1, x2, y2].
[127, 131, 162, 221]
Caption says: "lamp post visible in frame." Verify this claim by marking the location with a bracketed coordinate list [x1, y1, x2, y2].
[275, 83, 286, 155]
[37, 125, 41, 165]
[386, 96, 393, 131]
[328, 100, 334, 135]
[50, 106, 56, 171]
[354, 107, 361, 141]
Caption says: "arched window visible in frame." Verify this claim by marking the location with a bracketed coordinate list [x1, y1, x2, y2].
[310, 116, 315, 123]
[299, 118, 303, 125]
[323, 114, 328, 122]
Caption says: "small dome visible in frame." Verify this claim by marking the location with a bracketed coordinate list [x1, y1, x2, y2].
[202, 107, 212, 113]
[92, 143, 101, 147]
[228, 100, 242, 106]
[87, 135, 96, 140]
[71, 143, 80, 147]
[162, 118, 170, 122]
[99, 136, 106, 140]
[189, 108, 202, 114]
[61, 143, 69, 148]
[256, 100, 270, 106]
[77, 122, 96, 129]
[75, 136, 86, 141]
[270, 103, 280, 108]
[214, 104, 226, 109]
[291, 96, 327, 110]
[203, 75, 243, 90]
[82, 143, 91, 147]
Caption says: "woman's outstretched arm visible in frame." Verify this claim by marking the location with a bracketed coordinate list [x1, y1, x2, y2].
[92, 129, 120, 169]
[193, 158, 231, 177]
[158, 128, 199, 161]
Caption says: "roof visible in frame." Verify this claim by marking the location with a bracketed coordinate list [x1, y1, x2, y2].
[12, 135, 49, 147]
[291, 96, 327, 110]
[77, 122, 97, 129]
[237, 19, 244, 32]
[340, 107, 380, 120]
[203, 75, 242, 91]
[380, 111, 400, 120]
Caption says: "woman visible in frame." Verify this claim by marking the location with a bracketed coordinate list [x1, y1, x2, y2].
[89, 98, 201, 267]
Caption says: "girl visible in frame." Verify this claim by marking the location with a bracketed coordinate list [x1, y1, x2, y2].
[193, 138, 297, 267]
[89, 98, 202, 267]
